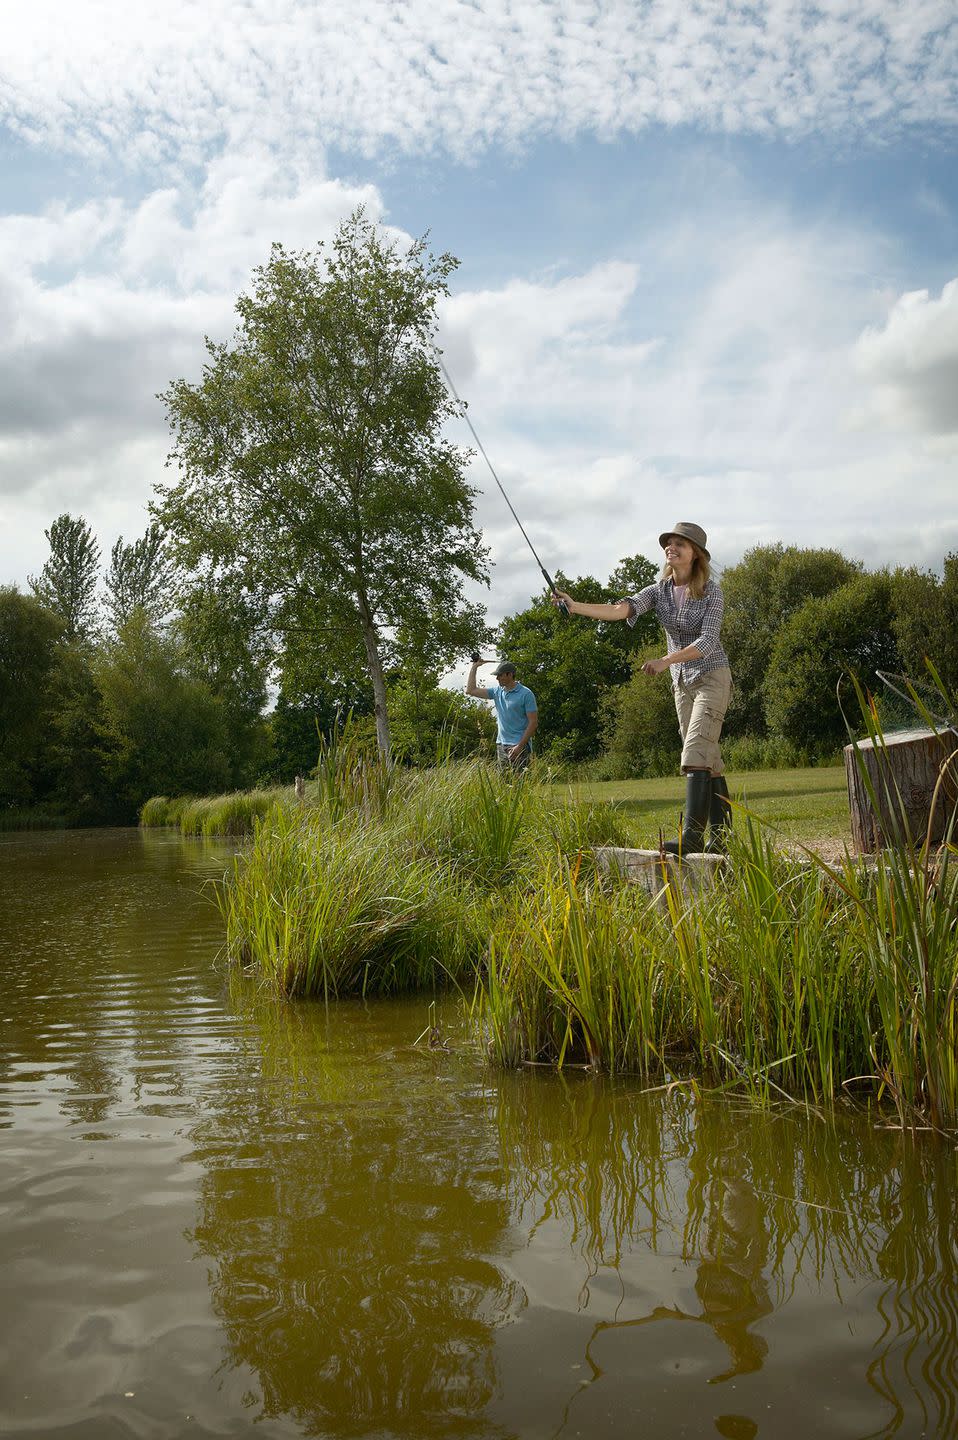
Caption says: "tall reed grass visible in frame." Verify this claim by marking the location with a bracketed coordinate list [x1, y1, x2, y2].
[140, 787, 287, 835]
[216, 757, 631, 1001]
[152, 680, 958, 1128]
[476, 671, 958, 1129]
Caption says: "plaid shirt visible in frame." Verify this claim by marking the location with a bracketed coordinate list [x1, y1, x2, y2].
[626, 579, 730, 683]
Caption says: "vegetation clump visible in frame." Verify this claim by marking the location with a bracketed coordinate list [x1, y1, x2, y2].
[165, 668, 958, 1134]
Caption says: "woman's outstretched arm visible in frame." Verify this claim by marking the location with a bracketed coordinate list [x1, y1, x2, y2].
[550, 591, 632, 622]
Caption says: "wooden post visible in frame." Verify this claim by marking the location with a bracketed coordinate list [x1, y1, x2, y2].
[844, 726, 958, 854]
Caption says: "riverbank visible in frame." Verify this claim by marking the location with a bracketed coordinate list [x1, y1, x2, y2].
[139, 754, 958, 1131]
[141, 762, 851, 850]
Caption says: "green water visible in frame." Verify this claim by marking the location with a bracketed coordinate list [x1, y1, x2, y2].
[1, 828, 956, 1439]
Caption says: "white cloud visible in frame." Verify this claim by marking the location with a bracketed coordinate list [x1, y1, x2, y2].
[1, 154, 955, 629]
[0, 164, 390, 584]
[853, 279, 958, 434]
[1, 0, 956, 174]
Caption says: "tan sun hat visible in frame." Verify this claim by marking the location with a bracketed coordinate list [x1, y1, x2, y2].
[658, 521, 710, 560]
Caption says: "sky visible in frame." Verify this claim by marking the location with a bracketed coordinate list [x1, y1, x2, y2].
[2, 0, 958, 654]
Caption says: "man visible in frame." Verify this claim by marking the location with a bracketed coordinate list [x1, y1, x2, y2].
[466, 658, 538, 770]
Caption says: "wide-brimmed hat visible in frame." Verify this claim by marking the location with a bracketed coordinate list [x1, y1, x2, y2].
[658, 521, 710, 560]
[494, 661, 516, 677]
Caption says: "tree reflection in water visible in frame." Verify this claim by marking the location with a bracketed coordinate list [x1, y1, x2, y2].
[186, 987, 521, 1435]
[188, 985, 958, 1439]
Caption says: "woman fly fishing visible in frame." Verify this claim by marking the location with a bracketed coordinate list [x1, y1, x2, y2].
[551, 522, 733, 854]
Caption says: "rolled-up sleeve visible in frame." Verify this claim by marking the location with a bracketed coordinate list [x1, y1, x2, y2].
[692, 587, 724, 659]
[625, 584, 658, 628]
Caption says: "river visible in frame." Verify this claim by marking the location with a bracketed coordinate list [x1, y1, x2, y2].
[1, 827, 956, 1438]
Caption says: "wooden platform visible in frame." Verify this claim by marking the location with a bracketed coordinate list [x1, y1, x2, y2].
[594, 846, 726, 908]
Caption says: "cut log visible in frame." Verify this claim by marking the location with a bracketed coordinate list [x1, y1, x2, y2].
[843, 726, 958, 854]
[595, 846, 726, 911]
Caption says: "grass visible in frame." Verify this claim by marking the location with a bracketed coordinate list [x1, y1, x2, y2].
[563, 765, 850, 851]
[144, 716, 958, 1129]
[140, 788, 288, 836]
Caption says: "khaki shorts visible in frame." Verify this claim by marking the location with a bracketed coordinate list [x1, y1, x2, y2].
[673, 666, 732, 774]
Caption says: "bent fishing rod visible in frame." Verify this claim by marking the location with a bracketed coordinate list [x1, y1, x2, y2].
[434, 350, 569, 617]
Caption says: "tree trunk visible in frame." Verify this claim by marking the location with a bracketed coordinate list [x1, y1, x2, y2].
[844, 726, 958, 853]
[356, 594, 391, 758]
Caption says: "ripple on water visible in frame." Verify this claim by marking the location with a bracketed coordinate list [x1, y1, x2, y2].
[3, 829, 958, 1440]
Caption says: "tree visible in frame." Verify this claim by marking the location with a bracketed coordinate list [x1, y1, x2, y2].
[890, 554, 958, 697]
[387, 676, 495, 765]
[103, 523, 177, 634]
[174, 582, 272, 788]
[268, 681, 373, 782]
[155, 211, 490, 758]
[43, 641, 117, 825]
[95, 610, 233, 818]
[29, 513, 101, 641]
[764, 572, 902, 755]
[0, 587, 63, 806]
[495, 556, 658, 762]
[720, 544, 861, 737]
[598, 643, 682, 778]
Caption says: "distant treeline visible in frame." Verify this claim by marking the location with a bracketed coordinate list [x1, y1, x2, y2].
[2, 512, 955, 825]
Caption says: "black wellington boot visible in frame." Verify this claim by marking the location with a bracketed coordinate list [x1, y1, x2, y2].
[662, 771, 711, 856]
[706, 774, 732, 853]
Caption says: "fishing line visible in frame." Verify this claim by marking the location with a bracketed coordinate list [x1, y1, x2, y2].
[435, 350, 568, 614]
[875, 670, 958, 736]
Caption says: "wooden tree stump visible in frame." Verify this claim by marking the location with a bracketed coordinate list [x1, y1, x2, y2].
[844, 726, 958, 854]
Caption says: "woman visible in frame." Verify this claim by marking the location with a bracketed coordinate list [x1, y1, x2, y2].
[552, 521, 732, 854]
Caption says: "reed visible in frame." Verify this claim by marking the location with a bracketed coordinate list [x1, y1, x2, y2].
[165, 687, 958, 1127]
[139, 794, 173, 826]
[807, 673, 958, 1129]
[219, 803, 486, 998]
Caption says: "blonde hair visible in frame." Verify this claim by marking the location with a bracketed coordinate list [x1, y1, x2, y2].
[660, 545, 711, 600]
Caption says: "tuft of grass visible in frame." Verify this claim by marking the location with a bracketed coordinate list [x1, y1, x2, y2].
[219, 804, 486, 999]
[139, 795, 173, 826]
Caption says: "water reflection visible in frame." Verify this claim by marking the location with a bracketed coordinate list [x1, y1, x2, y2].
[487, 1075, 958, 1438]
[3, 829, 958, 1440]
[186, 985, 521, 1434]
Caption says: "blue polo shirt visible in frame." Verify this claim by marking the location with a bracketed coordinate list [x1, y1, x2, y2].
[488, 682, 537, 748]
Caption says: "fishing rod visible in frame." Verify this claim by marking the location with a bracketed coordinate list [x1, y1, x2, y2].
[434, 349, 569, 616]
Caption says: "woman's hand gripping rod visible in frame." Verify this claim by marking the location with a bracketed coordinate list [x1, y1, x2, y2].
[435, 350, 568, 615]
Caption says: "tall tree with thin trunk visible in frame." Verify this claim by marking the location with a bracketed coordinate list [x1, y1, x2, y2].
[29, 513, 101, 642]
[103, 523, 177, 635]
[154, 211, 490, 756]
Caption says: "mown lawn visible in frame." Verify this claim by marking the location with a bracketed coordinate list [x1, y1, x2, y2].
[558, 764, 851, 850]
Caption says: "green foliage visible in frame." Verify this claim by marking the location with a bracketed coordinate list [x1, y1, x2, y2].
[43, 641, 118, 825]
[764, 572, 901, 754]
[387, 677, 495, 765]
[596, 644, 681, 778]
[155, 210, 491, 756]
[173, 582, 272, 784]
[29, 513, 101, 641]
[721, 544, 861, 737]
[0, 587, 63, 807]
[103, 523, 177, 635]
[890, 553, 958, 695]
[495, 555, 658, 761]
[95, 610, 232, 819]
